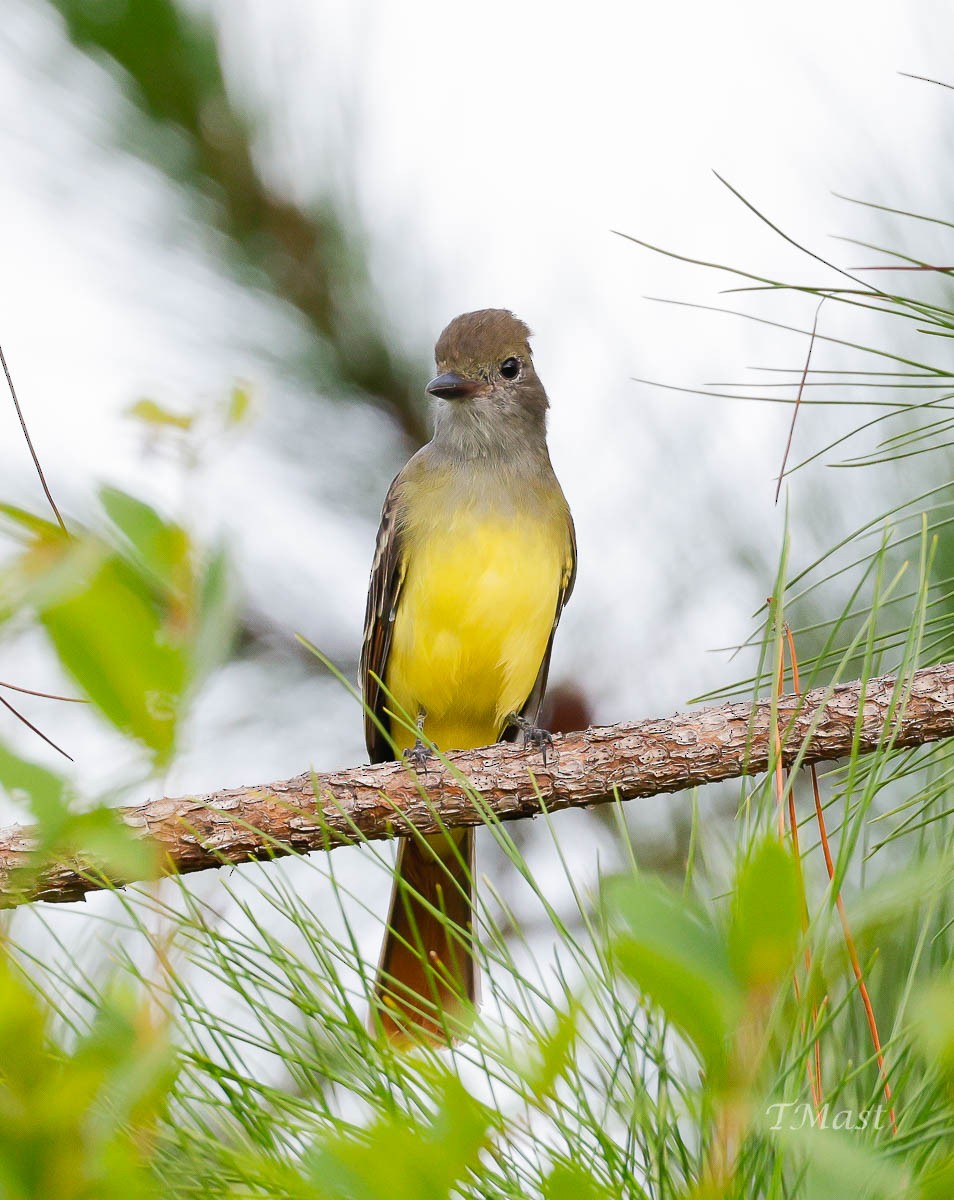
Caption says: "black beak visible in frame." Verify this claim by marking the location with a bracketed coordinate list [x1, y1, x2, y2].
[426, 371, 481, 401]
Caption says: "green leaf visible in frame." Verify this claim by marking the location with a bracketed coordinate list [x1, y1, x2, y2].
[99, 486, 191, 599]
[0, 742, 76, 899]
[0, 743, 158, 894]
[305, 1077, 490, 1200]
[519, 1001, 579, 1101]
[63, 807, 160, 885]
[0, 501, 65, 541]
[0, 951, 170, 1199]
[193, 542, 235, 681]
[40, 552, 186, 762]
[2, 495, 227, 763]
[843, 856, 954, 943]
[75, 983, 178, 1130]
[543, 1161, 622, 1200]
[728, 838, 802, 992]
[0, 741, 68, 828]
[225, 383, 252, 427]
[912, 981, 954, 1081]
[607, 873, 741, 1080]
[918, 1157, 954, 1200]
[125, 397, 194, 431]
[767, 1125, 908, 1200]
[0, 525, 109, 630]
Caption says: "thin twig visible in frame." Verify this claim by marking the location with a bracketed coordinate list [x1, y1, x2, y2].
[0, 680, 87, 703]
[0, 695, 73, 762]
[0, 344, 67, 533]
[711, 172, 876, 297]
[899, 71, 954, 94]
[775, 298, 825, 503]
[808, 745, 897, 1133]
[851, 265, 954, 272]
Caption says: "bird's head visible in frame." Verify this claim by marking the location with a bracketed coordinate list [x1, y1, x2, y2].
[427, 310, 549, 452]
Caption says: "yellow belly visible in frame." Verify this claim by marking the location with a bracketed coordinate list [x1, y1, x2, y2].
[386, 512, 564, 753]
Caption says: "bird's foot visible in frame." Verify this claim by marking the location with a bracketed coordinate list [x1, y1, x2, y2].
[403, 738, 432, 772]
[505, 713, 554, 766]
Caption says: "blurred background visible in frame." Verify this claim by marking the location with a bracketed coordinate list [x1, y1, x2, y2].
[2, 0, 954, 999]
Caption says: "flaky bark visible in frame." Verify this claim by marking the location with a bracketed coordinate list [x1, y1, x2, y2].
[3, 662, 953, 907]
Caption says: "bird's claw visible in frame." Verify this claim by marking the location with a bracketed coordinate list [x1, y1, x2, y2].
[506, 714, 554, 766]
[403, 738, 432, 771]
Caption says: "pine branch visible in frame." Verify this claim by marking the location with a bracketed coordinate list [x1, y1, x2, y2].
[4, 662, 954, 907]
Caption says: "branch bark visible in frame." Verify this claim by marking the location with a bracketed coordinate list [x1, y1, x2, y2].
[5, 662, 954, 907]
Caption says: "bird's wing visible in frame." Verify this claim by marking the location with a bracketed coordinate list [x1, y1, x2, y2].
[511, 509, 577, 731]
[360, 475, 409, 763]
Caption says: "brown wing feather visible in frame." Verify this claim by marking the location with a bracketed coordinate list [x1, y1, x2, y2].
[360, 475, 408, 764]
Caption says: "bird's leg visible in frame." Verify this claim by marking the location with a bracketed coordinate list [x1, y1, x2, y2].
[403, 710, 431, 770]
[504, 712, 554, 766]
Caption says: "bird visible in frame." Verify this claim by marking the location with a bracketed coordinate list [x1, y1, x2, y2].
[361, 308, 576, 1044]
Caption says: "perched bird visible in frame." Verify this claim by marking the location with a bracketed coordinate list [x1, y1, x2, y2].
[361, 309, 576, 1043]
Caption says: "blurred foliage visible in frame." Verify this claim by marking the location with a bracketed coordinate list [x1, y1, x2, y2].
[0, 955, 174, 1199]
[0, 476, 233, 899]
[45, 0, 427, 445]
[610, 838, 802, 1092]
[1, 485, 232, 766]
[303, 1077, 493, 1200]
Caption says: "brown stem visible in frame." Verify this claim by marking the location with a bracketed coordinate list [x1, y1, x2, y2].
[4, 661, 954, 907]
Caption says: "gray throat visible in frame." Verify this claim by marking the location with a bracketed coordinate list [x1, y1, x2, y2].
[430, 399, 550, 470]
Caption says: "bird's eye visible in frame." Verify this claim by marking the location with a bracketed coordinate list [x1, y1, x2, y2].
[499, 357, 521, 380]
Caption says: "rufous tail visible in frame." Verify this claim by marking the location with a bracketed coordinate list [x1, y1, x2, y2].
[373, 828, 476, 1045]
